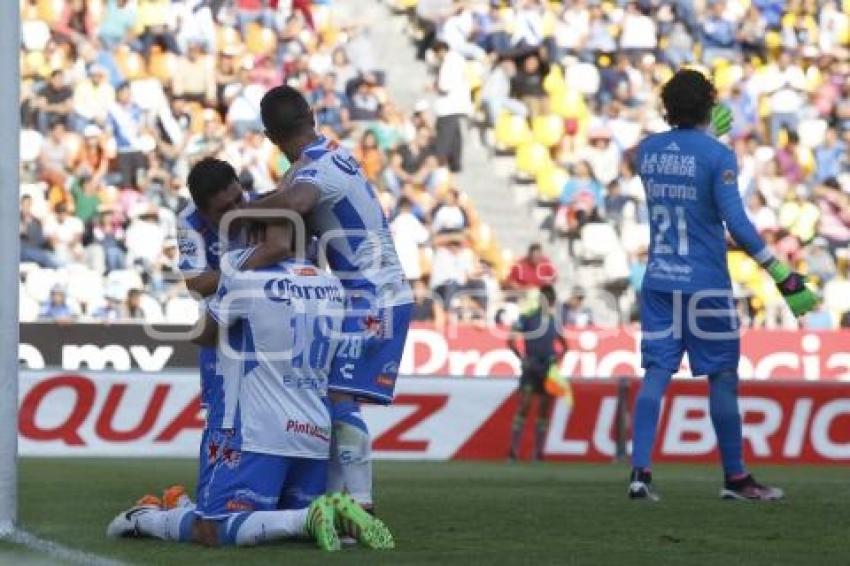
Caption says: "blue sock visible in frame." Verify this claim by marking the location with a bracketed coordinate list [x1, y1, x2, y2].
[631, 367, 672, 470]
[177, 509, 196, 542]
[708, 370, 746, 477]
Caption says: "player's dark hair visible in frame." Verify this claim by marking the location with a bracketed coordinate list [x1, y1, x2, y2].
[661, 69, 717, 129]
[433, 40, 450, 53]
[260, 85, 315, 141]
[187, 157, 238, 211]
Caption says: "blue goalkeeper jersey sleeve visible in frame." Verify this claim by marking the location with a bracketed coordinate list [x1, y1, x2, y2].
[637, 128, 771, 293]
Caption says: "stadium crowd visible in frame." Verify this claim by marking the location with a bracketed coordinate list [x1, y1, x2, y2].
[17, 0, 508, 326]
[406, 0, 850, 329]
[16, 0, 850, 330]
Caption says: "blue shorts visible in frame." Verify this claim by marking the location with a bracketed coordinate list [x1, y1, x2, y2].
[196, 349, 221, 506]
[195, 429, 328, 520]
[198, 347, 222, 421]
[328, 300, 412, 405]
[640, 289, 740, 377]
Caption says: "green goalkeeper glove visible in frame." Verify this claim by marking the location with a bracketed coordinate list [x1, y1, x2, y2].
[765, 260, 818, 317]
[710, 103, 733, 137]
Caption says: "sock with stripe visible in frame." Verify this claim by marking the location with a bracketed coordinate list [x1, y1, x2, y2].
[330, 399, 373, 508]
[218, 509, 309, 546]
[136, 507, 196, 542]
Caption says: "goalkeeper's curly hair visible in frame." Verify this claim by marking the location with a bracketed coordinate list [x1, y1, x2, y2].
[661, 69, 717, 129]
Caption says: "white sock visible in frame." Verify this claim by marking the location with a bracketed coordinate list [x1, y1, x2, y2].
[332, 419, 373, 507]
[326, 449, 345, 494]
[136, 507, 195, 541]
[226, 509, 309, 546]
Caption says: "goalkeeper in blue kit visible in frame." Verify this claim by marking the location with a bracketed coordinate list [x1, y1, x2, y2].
[629, 69, 817, 501]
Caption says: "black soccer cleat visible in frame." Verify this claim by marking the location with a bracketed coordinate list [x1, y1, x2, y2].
[720, 474, 784, 501]
[628, 468, 660, 502]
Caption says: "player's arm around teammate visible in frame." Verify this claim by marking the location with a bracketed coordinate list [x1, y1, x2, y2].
[238, 85, 414, 513]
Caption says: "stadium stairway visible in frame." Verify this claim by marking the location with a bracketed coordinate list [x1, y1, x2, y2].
[370, 1, 568, 283]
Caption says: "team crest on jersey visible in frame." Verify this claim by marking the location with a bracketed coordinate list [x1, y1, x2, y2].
[332, 154, 360, 175]
[221, 447, 241, 469]
[362, 314, 384, 336]
[178, 238, 197, 257]
[722, 169, 736, 184]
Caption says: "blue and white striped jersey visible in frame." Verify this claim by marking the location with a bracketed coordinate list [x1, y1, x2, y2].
[284, 136, 410, 304]
[176, 202, 237, 276]
[207, 250, 345, 459]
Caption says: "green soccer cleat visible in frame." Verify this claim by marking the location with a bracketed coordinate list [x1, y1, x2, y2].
[329, 492, 395, 550]
[710, 103, 733, 137]
[306, 495, 341, 552]
[766, 260, 819, 317]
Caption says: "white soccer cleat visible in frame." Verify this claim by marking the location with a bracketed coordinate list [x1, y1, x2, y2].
[106, 495, 161, 538]
[720, 474, 784, 501]
[628, 469, 660, 502]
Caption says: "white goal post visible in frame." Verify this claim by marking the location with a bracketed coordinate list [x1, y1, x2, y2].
[0, 0, 21, 535]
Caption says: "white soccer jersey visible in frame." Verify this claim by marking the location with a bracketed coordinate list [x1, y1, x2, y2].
[284, 136, 411, 305]
[207, 250, 346, 459]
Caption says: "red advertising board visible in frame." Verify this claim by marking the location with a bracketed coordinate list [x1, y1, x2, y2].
[18, 371, 850, 464]
[401, 324, 850, 381]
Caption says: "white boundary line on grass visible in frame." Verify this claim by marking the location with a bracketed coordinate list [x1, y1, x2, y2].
[1, 523, 126, 566]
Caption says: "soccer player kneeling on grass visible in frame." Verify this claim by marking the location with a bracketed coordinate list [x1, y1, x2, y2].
[106, 223, 394, 550]
[629, 69, 817, 502]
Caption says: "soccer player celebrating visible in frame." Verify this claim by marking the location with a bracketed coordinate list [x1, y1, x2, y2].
[107, 222, 393, 550]
[242, 86, 413, 512]
[629, 69, 817, 501]
[174, 158, 297, 520]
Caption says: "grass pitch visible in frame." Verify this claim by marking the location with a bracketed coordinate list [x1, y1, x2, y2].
[2, 459, 848, 565]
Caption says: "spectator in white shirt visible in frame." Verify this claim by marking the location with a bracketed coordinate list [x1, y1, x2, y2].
[513, 0, 546, 48]
[429, 237, 484, 320]
[765, 53, 807, 143]
[391, 197, 430, 282]
[432, 41, 472, 173]
[431, 188, 468, 235]
[225, 128, 275, 194]
[224, 64, 266, 137]
[619, 2, 658, 53]
[746, 191, 779, 234]
[43, 202, 85, 265]
[439, 5, 486, 61]
[554, 2, 590, 56]
[108, 82, 148, 188]
[125, 203, 166, 270]
[72, 64, 115, 127]
[578, 126, 621, 186]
